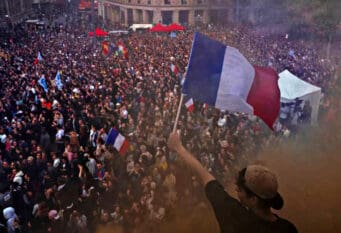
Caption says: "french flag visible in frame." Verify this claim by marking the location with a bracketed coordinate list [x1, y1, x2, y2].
[185, 97, 194, 112]
[105, 128, 129, 156]
[170, 63, 178, 74]
[183, 33, 280, 129]
[34, 51, 43, 65]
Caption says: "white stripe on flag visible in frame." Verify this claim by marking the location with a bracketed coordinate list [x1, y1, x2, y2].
[185, 98, 193, 108]
[114, 134, 126, 152]
[215, 46, 255, 114]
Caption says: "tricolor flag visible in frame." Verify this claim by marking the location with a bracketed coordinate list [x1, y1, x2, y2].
[183, 33, 280, 129]
[185, 97, 194, 112]
[38, 75, 48, 93]
[105, 128, 129, 156]
[54, 71, 63, 90]
[34, 51, 43, 65]
[170, 63, 178, 74]
[117, 42, 128, 59]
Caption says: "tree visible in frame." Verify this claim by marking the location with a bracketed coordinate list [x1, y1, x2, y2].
[285, 0, 340, 58]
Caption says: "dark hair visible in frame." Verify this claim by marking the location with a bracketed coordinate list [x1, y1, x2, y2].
[236, 167, 284, 210]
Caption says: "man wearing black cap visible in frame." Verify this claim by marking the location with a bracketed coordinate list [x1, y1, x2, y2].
[168, 132, 298, 233]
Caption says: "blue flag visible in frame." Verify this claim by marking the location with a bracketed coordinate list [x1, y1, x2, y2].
[37, 51, 43, 61]
[55, 71, 63, 90]
[170, 32, 177, 38]
[38, 75, 48, 93]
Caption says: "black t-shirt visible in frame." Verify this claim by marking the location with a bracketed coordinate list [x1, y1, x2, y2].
[205, 180, 298, 233]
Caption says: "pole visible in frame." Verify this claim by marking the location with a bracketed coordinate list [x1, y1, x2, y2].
[91, 0, 95, 29]
[172, 94, 184, 132]
[91, 0, 95, 42]
[4, 0, 10, 17]
[236, 0, 240, 23]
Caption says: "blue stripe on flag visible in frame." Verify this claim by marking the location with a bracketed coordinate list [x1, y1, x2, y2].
[105, 128, 119, 145]
[182, 32, 226, 105]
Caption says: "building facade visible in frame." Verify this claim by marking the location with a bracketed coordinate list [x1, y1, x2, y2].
[0, 0, 34, 24]
[98, 0, 233, 26]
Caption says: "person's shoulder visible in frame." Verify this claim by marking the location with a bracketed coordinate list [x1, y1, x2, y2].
[205, 179, 222, 193]
[276, 216, 298, 233]
[205, 180, 236, 203]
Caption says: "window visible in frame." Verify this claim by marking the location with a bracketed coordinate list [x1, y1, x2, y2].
[148, 0, 151, 4]
[164, 0, 171, 4]
[197, 0, 203, 4]
[181, 0, 187, 4]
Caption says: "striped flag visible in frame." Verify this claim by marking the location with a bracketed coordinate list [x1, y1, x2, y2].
[105, 128, 129, 156]
[170, 63, 178, 74]
[185, 97, 194, 112]
[102, 41, 114, 57]
[182, 33, 280, 129]
[117, 42, 128, 59]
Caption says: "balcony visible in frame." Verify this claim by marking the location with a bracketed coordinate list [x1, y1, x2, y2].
[107, 0, 211, 7]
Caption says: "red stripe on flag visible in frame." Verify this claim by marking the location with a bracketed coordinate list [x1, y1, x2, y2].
[246, 66, 280, 130]
[119, 140, 129, 156]
[185, 98, 194, 112]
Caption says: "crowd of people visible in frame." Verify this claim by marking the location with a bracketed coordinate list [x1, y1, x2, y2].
[0, 6, 337, 233]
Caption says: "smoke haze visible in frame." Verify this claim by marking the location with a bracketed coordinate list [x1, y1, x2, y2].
[96, 118, 341, 233]
[259, 122, 341, 233]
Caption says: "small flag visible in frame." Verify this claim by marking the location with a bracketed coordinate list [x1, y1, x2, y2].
[41, 101, 52, 110]
[55, 71, 63, 90]
[170, 63, 178, 74]
[37, 51, 43, 62]
[170, 32, 177, 38]
[102, 41, 114, 57]
[185, 97, 194, 112]
[117, 42, 128, 59]
[105, 128, 129, 156]
[183, 33, 280, 129]
[38, 75, 48, 93]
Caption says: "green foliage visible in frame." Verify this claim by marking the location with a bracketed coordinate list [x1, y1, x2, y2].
[313, 10, 339, 35]
[286, 0, 340, 36]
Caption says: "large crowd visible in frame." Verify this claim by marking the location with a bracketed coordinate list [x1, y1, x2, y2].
[0, 6, 338, 233]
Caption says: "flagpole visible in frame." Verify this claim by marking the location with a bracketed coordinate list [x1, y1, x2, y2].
[173, 94, 184, 132]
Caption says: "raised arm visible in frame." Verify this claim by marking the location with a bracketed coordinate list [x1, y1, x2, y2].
[167, 132, 215, 186]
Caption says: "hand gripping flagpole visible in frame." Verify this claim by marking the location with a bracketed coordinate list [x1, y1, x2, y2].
[173, 94, 184, 132]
